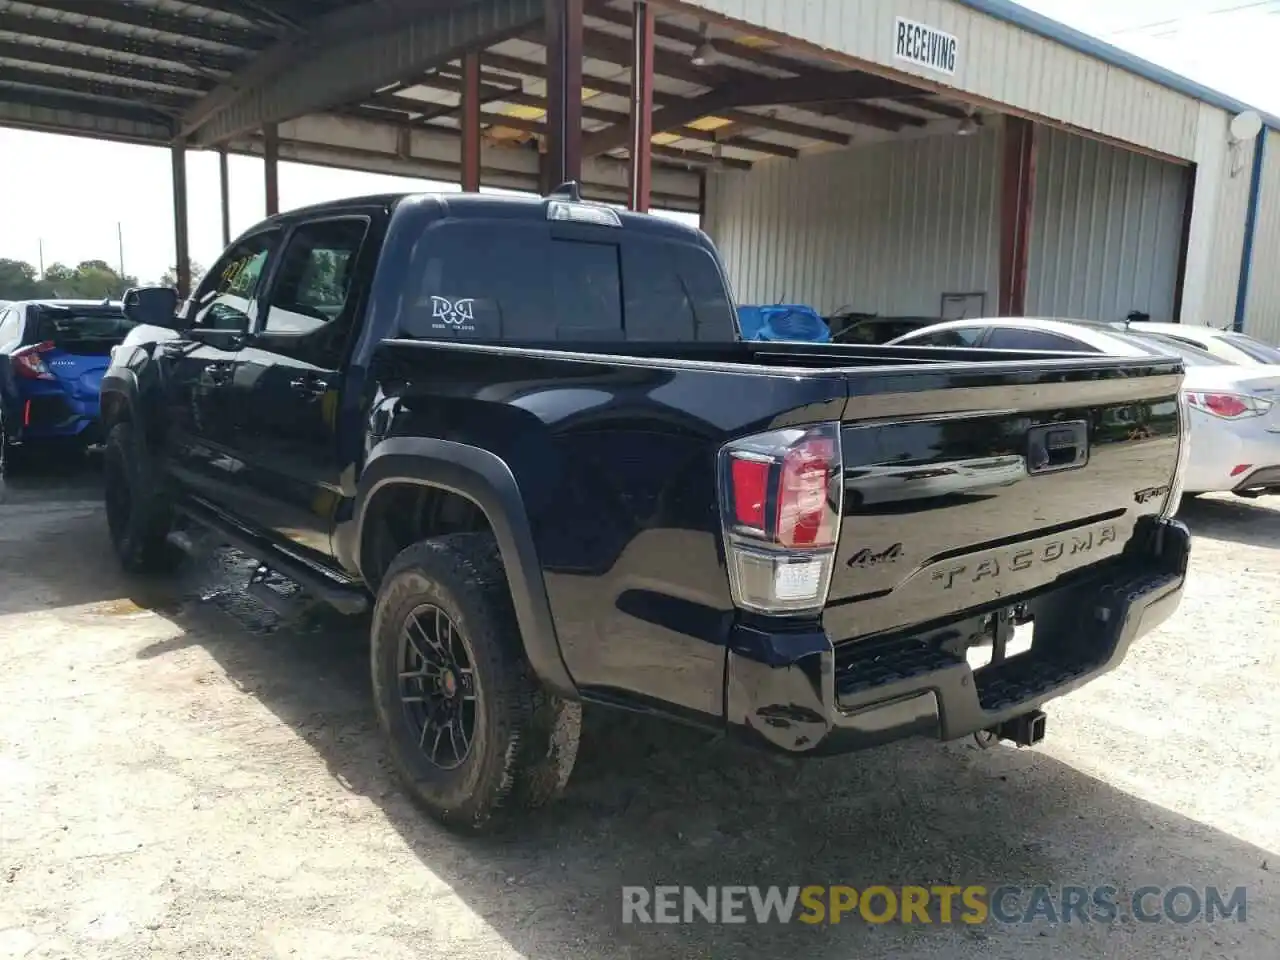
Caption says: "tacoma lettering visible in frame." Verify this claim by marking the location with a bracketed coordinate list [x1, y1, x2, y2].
[931, 526, 1118, 590]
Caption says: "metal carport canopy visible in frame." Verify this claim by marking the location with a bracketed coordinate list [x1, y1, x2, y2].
[0, 0, 988, 296]
[183, 0, 543, 146]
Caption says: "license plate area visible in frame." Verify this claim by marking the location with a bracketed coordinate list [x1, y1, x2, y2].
[966, 611, 1034, 672]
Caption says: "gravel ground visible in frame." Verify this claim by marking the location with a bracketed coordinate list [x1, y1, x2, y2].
[1, 462, 1278, 960]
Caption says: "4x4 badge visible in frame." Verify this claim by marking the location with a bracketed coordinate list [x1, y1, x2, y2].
[847, 543, 903, 568]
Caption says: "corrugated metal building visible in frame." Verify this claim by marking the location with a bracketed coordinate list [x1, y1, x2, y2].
[1244, 130, 1280, 343]
[684, 0, 1280, 339]
[705, 129, 1001, 315]
[1, 0, 1275, 341]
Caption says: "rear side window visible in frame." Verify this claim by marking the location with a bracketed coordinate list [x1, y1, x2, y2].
[985, 328, 1090, 352]
[402, 219, 734, 342]
[1108, 331, 1229, 366]
[264, 217, 370, 335]
[1223, 332, 1280, 363]
[902, 326, 986, 347]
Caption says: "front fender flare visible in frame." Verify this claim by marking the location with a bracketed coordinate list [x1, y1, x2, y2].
[99, 369, 140, 429]
[346, 437, 577, 699]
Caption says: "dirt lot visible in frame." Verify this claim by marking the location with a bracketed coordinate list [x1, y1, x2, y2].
[1, 463, 1278, 960]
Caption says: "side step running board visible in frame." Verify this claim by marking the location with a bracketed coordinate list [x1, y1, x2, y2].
[172, 499, 369, 616]
[245, 563, 315, 621]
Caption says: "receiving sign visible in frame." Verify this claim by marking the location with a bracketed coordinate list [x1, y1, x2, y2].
[894, 16, 958, 75]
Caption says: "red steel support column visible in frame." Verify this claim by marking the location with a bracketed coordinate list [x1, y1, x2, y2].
[998, 116, 1037, 316]
[264, 122, 280, 216]
[461, 51, 482, 192]
[171, 140, 191, 299]
[628, 0, 655, 211]
[544, 0, 583, 189]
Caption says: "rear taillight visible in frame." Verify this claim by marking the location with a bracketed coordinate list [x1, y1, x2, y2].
[1185, 390, 1271, 419]
[718, 423, 843, 616]
[11, 341, 55, 380]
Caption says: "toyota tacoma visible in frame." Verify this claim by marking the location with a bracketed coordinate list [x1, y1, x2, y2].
[101, 185, 1191, 831]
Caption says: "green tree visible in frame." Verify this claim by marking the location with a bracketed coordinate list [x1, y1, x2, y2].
[26, 261, 139, 300]
[159, 261, 206, 291]
[0, 259, 43, 300]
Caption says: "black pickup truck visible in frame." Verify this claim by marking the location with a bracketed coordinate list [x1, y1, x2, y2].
[102, 185, 1191, 831]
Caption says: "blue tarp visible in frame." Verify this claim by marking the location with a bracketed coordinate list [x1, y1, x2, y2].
[737, 304, 831, 343]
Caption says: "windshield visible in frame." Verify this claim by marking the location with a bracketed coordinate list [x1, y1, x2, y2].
[1222, 332, 1280, 364]
[1103, 330, 1229, 367]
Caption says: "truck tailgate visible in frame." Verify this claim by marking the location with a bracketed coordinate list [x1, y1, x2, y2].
[823, 358, 1183, 642]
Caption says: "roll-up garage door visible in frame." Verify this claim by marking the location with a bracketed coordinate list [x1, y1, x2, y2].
[1026, 126, 1188, 323]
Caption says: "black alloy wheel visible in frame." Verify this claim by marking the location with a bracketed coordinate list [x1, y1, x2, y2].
[399, 602, 478, 770]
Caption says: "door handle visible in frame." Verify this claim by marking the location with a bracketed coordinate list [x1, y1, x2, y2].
[206, 362, 233, 386]
[290, 375, 329, 397]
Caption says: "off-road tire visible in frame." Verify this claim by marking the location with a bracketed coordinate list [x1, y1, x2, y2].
[103, 421, 176, 573]
[370, 533, 581, 832]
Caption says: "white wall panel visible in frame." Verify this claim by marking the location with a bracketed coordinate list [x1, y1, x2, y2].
[1244, 129, 1280, 343]
[1201, 132, 1257, 329]
[703, 131, 1001, 316]
[677, 0, 1202, 160]
[1026, 126, 1187, 322]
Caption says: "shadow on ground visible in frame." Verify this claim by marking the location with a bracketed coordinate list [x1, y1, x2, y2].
[126, 548, 1274, 959]
[7, 456, 1269, 956]
[1177, 494, 1280, 549]
[0, 453, 142, 616]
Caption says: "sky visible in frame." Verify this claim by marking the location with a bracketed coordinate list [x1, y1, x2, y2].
[2, 0, 1278, 285]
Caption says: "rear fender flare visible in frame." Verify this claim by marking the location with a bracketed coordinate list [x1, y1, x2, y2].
[350, 437, 577, 699]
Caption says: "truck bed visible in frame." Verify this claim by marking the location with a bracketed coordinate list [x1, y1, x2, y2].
[367, 336, 1183, 723]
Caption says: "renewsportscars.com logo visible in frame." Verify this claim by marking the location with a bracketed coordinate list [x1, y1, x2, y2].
[621, 885, 1247, 926]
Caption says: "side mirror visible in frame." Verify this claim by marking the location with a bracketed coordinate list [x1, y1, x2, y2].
[122, 286, 183, 330]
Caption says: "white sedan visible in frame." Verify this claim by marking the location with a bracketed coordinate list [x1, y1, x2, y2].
[1121, 320, 1280, 366]
[888, 317, 1280, 499]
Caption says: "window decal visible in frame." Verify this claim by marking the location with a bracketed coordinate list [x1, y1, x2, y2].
[430, 296, 476, 330]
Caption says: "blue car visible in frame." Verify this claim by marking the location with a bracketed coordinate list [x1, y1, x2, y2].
[0, 299, 135, 476]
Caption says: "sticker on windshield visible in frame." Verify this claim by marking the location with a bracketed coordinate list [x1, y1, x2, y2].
[430, 296, 476, 331]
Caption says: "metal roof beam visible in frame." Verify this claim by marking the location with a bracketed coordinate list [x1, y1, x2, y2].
[408, 70, 800, 158]
[184, 0, 542, 146]
[0, 87, 173, 142]
[0, 66, 194, 111]
[465, 108, 754, 169]
[580, 24, 928, 131]
[803, 99, 926, 131]
[0, 40, 215, 92]
[30, 0, 269, 50]
[225, 111, 701, 208]
[0, 13, 244, 73]
[585, 0, 827, 76]
[582, 70, 919, 156]
[479, 50, 851, 146]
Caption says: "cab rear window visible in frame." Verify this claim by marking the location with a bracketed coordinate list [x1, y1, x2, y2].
[399, 219, 736, 343]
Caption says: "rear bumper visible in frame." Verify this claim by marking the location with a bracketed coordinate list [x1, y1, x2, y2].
[10, 392, 100, 441]
[1231, 465, 1280, 496]
[725, 517, 1190, 755]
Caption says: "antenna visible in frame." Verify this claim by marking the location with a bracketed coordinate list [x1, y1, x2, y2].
[548, 180, 582, 201]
